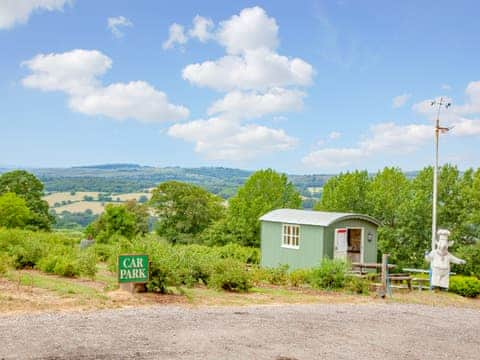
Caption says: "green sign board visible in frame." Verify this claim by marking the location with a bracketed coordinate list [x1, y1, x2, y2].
[118, 254, 149, 283]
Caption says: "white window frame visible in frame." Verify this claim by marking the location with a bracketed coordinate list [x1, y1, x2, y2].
[282, 224, 300, 249]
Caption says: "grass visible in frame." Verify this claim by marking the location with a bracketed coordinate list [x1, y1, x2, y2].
[3, 270, 108, 300]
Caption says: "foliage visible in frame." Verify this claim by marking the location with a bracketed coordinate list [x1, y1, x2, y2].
[150, 181, 225, 243]
[315, 170, 370, 214]
[263, 264, 289, 285]
[86, 200, 149, 242]
[0, 170, 53, 230]
[449, 276, 480, 298]
[0, 192, 31, 229]
[345, 276, 370, 295]
[288, 268, 312, 287]
[208, 258, 252, 292]
[0, 253, 12, 275]
[0, 228, 96, 278]
[452, 244, 480, 278]
[309, 259, 348, 290]
[225, 169, 302, 247]
[53, 209, 98, 230]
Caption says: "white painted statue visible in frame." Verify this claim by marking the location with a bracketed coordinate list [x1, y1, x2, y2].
[425, 229, 466, 289]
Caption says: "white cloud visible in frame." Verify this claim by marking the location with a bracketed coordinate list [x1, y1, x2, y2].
[302, 122, 431, 169]
[69, 81, 189, 123]
[189, 15, 213, 42]
[0, 0, 70, 29]
[182, 48, 314, 91]
[392, 93, 411, 108]
[441, 84, 451, 90]
[162, 23, 188, 49]
[22, 49, 189, 123]
[107, 16, 133, 38]
[207, 87, 305, 119]
[329, 131, 341, 140]
[450, 117, 480, 136]
[168, 117, 297, 160]
[167, 7, 313, 160]
[456, 80, 480, 115]
[21, 49, 112, 96]
[216, 6, 278, 55]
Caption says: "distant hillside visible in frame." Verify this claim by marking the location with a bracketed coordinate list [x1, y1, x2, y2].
[0, 164, 332, 200]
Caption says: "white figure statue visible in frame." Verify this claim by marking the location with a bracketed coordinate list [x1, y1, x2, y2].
[425, 229, 466, 289]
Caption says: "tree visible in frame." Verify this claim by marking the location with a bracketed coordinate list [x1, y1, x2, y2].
[366, 167, 409, 227]
[86, 200, 149, 242]
[0, 170, 53, 230]
[224, 169, 302, 247]
[0, 192, 30, 228]
[150, 181, 225, 243]
[315, 170, 371, 214]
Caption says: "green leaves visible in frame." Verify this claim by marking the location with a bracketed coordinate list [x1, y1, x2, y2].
[0, 192, 31, 229]
[150, 181, 225, 243]
[0, 170, 53, 231]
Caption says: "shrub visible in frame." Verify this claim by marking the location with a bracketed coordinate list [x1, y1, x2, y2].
[78, 247, 97, 278]
[309, 259, 348, 290]
[94, 243, 113, 262]
[346, 276, 370, 295]
[208, 258, 252, 292]
[449, 276, 480, 298]
[53, 256, 79, 277]
[264, 265, 289, 285]
[0, 253, 12, 275]
[288, 269, 311, 287]
[452, 245, 480, 278]
[11, 240, 44, 269]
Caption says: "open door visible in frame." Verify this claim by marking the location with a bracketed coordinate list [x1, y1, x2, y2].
[334, 228, 347, 260]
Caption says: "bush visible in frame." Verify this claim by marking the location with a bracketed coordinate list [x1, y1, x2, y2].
[452, 245, 480, 278]
[11, 240, 44, 269]
[208, 258, 252, 292]
[309, 259, 348, 290]
[78, 247, 97, 278]
[264, 265, 289, 285]
[0, 253, 12, 275]
[346, 276, 370, 295]
[53, 256, 79, 277]
[288, 269, 311, 287]
[449, 276, 480, 298]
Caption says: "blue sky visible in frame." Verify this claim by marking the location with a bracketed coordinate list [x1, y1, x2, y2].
[1, 0, 479, 173]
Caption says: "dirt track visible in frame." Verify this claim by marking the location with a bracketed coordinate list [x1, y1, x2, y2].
[0, 303, 479, 359]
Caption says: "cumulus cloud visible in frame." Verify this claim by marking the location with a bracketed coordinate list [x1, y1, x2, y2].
[302, 122, 431, 169]
[207, 88, 305, 119]
[22, 49, 189, 123]
[162, 23, 188, 49]
[166, 7, 313, 160]
[69, 81, 189, 123]
[216, 6, 278, 55]
[392, 93, 411, 108]
[107, 16, 133, 38]
[168, 117, 297, 160]
[188, 15, 214, 42]
[182, 48, 314, 92]
[329, 131, 341, 140]
[0, 0, 70, 29]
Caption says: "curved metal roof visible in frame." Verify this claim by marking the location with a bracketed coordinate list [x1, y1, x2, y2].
[259, 209, 381, 227]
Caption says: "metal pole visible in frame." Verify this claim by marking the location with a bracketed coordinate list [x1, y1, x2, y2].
[432, 117, 439, 251]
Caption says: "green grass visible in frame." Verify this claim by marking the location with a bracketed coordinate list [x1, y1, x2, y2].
[4, 270, 108, 300]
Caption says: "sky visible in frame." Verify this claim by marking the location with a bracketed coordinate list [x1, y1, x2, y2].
[1, 0, 479, 174]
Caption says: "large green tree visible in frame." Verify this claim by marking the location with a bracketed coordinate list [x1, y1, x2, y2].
[0, 192, 31, 229]
[222, 169, 302, 247]
[315, 170, 371, 214]
[150, 181, 225, 243]
[0, 170, 53, 230]
[86, 200, 149, 242]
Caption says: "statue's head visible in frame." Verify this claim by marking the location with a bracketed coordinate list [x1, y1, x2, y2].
[436, 229, 452, 253]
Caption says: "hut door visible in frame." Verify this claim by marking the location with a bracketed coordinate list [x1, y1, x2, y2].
[334, 228, 348, 260]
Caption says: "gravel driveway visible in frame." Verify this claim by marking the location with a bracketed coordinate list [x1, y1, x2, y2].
[0, 303, 479, 359]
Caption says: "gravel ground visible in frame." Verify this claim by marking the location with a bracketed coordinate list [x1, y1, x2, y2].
[0, 303, 479, 360]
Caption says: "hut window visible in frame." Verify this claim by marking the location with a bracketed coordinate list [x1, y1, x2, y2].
[282, 224, 300, 248]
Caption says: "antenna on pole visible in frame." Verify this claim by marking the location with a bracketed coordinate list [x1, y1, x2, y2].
[430, 97, 451, 251]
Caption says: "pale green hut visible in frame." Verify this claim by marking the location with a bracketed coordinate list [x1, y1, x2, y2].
[260, 209, 380, 270]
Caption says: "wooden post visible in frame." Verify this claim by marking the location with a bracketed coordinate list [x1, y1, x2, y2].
[378, 254, 389, 298]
